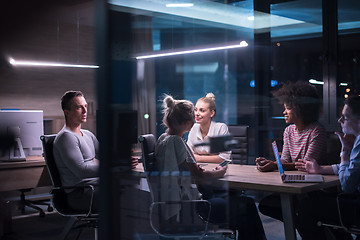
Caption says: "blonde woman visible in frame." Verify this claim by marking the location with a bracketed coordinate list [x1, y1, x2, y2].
[187, 93, 231, 163]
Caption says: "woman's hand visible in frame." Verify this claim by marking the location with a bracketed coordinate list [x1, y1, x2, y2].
[255, 157, 277, 172]
[131, 157, 139, 169]
[295, 159, 320, 174]
[197, 163, 206, 172]
[212, 165, 227, 176]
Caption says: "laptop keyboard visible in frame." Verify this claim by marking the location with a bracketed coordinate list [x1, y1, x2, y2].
[287, 174, 305, 181]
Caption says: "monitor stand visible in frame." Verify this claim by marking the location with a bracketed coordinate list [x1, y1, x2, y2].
[9, 137, 26, 161]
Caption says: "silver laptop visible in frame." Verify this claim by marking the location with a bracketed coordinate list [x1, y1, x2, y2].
[272, 141, 323, 183]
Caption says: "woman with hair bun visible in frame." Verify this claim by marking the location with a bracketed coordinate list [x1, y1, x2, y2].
[155, 94, 266, 240]
[187, 93, 231, 163]
[156, 95, 227, 201]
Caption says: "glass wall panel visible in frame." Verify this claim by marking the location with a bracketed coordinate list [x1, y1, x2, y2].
[108, 0, 330, 161]
[267, 0, 323, 156]
[108, 1, 256, 139]
[103, 1, 360, 239]
[338, 1, 360, 101]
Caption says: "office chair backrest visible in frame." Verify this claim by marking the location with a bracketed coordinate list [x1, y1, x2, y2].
[228, 125, 249, 165]
[138, 134, 157, 172]
[41, 134, 75, 215]
[40, 135, 61, 188]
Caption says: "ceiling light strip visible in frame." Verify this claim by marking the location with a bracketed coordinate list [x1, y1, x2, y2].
[166, 3, 194, 7]
[136, 41, 248, 60]
[309, 79, 348, 86]
[308, 79, 324, 85]
[9, 58, 99, 69]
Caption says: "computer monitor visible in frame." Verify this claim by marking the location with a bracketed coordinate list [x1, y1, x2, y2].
[0, 110, 44, 161]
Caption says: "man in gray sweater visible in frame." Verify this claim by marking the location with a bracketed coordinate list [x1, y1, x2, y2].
[53, 90, 99, 212]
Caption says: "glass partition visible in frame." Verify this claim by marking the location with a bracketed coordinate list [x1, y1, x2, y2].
[107, 0, 329, 159]
[100, 1, 360, 239]
[338, 1, 360, 101]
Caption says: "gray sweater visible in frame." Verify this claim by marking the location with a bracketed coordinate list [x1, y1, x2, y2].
[53, 126, 99, 188]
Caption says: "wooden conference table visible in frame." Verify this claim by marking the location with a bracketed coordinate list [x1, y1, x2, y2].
[209, 164, 340, 240]
[135, 163, 340, 239]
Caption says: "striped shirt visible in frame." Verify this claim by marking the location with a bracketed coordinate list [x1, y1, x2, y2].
[281, 122, 326, 164]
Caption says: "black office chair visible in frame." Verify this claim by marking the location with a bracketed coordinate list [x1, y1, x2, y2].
[138, 134, 235, 239]
[318, 192, 360, 239]
[138, 134, 157, 173]
[228, 125, 249, 165]
[40, 135, 98, 240]
[18, 188, 53, 217]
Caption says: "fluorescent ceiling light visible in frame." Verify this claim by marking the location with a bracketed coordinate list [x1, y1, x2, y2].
[135, 41, 248, 60]
[109, 0, 304, 30]
[9, 58, 99, 69]
[166, 3, 194, 7]
[309, 79, 324, 85]
[309, 79, 348, 86]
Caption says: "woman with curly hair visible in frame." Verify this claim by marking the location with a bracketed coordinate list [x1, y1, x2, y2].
[255, 81, 328, 237]
[256, 81, 327, 172]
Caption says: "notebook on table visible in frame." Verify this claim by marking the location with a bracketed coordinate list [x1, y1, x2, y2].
[271, 141, 324, 183]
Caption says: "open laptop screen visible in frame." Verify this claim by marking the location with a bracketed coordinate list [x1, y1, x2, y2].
[272, 141, 284, 175]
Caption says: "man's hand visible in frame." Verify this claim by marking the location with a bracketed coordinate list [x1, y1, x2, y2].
[295, 159, 320, 174]
[335, 132, 356, 152]
[256, 157, 277, 172]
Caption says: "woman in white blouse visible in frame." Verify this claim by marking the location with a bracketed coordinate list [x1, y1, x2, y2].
[187, 93, 231, 163]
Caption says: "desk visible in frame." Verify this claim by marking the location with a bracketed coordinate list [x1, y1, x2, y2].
[0, 156, 51, 192]
[214, 164, 340, 240]
[0, 156, 51, 237]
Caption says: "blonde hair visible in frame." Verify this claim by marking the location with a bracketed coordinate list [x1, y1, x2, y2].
[162, 95, 194, 134]
[197, 92, 217, 117]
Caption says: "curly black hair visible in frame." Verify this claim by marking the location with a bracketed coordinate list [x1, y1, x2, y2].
[272, 81, 322, 125]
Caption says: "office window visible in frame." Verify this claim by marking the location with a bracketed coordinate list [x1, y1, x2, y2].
[101, 1, 360, 239]
[338, 1, 360, 100]
[268, 0, 323, 149]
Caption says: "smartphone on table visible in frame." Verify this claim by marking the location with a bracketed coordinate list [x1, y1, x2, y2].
[219, 159, 232, 167]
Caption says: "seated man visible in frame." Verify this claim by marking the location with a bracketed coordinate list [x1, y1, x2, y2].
[53, 90, 99, 212]
[293, 95, 360, 239]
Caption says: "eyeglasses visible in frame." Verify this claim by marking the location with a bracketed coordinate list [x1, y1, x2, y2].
[338, 115, 350, 122]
